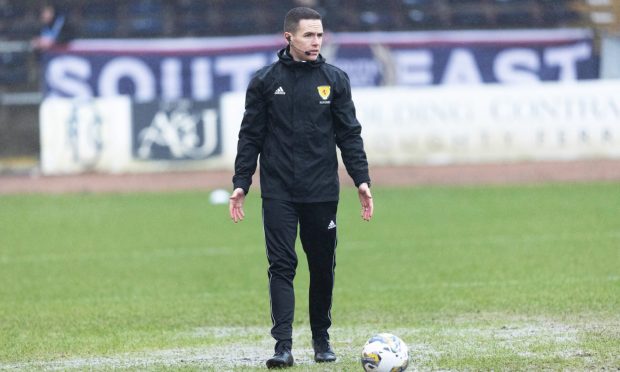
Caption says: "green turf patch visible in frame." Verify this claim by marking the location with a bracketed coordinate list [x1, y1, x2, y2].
[0, 183, 618, 370]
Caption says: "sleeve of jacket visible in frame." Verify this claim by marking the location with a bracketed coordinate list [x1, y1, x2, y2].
[332, 71, 371, 187]
[232, 73, 268, 195]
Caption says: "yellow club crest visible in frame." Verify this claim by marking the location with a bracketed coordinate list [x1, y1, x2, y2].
[317, 85, 331, 100]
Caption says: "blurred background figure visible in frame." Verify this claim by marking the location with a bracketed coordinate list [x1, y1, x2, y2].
[31, 3, 73, 51]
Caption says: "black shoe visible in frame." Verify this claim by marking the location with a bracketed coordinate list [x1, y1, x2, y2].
[312, 338, 337, 363]
[266, 349, 294, 369]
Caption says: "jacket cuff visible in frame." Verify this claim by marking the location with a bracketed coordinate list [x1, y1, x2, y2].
[353, 174, 371, 188]
[233, 181, 250, 196]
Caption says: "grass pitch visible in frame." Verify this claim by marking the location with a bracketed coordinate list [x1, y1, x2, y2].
[0, 183, 618, 371]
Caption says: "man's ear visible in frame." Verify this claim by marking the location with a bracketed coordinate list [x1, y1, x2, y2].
[285, 33, 291, 42]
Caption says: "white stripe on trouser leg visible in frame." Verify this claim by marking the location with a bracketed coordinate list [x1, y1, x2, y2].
[262, 206, 276, 329]
[327, 232, 337, 327]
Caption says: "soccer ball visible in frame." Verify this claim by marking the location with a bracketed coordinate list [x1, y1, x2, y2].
[361, 333, 409, 372]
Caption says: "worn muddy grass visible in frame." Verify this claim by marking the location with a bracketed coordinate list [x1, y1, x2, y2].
[0, 183, 618, 370]
[2, 320, 618, 371]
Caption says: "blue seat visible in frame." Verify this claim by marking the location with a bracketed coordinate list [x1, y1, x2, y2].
[82, 1, 118, 18]
[540, 1, 581, 26]
[128, 16, 164, 37]
[176, 0, 209, 13]
[82, 18, 118, 38]
[451, 11, 490, 28]
[407, 9, 442, 29]
[496, 10, 537, 27]
[402, 0, 433, 5]
[0, 3, 26, 19]
[6, 20, 39, 41]
[0, 51, 29, 85]
[1, 51, 27, 67]
[176, 15, 211, 36]
[447, 0, 482, 3]
[128, 0, 163, 15]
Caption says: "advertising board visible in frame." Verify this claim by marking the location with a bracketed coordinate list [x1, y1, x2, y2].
[43, 30, 597, 102]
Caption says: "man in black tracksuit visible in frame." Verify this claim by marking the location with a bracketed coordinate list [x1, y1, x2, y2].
[229, 7, 373, 369]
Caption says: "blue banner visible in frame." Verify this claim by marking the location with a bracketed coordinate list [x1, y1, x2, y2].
[42, 30, 598, 102]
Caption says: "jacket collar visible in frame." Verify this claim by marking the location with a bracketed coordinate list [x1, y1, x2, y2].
[278, 47, 325, 68]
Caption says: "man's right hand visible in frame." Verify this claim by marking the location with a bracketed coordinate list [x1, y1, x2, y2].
[229, 188, 246, 223]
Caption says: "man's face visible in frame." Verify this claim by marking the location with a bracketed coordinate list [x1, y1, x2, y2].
[286, 19, 323, 62]
[41, 6, 55, 24]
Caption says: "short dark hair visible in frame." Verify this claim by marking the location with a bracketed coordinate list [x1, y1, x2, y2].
[284, 7, 322, 33]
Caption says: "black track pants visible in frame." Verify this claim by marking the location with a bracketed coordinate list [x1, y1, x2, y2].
[262, 198, 338, 346]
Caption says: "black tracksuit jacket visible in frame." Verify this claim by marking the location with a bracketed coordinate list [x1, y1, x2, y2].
[233, 47, 370, 202]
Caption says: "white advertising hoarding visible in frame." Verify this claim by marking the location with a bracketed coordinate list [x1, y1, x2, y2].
[40, 97, 132, 174]
[352, 80, 620, 164]
[41, 80, 620, 175]
[40, 97, 230, 175]
[220, 80, 620, 167]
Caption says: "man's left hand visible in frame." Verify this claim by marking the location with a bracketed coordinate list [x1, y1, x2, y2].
[358, 183, 373, 221]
